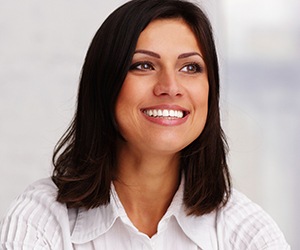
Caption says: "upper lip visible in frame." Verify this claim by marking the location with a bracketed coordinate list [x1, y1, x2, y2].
[141, 104, 188, 111]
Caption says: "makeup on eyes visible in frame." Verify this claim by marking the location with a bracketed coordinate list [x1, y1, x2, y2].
[180, 62, 203, 73]
[129, 49, 205, 74]
[129, 60, 204, 74]
[129, 61, 155, 71]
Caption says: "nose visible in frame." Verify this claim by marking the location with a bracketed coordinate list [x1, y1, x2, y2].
[153, 69, 183, 97]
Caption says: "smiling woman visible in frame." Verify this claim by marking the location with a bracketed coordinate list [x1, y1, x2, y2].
[115, 19, 209, 156]
[0, 0, 290, 249]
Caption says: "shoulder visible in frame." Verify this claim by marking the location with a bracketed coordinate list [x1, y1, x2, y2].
[217, 189, 290, 249]
[3, 178, 66, 219]
[0, 178, 71, 249]
[18, 177, 59, 202]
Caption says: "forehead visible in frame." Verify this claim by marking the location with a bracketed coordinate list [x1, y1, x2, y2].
[135, 18, 201, 53]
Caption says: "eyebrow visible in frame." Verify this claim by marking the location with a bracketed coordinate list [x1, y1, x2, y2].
[134, 50, 203, 59]
[178, 52, 203, 59]
[134, 50, 160, 58]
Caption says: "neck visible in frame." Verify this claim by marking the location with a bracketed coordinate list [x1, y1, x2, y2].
[113, 144, 181, 237]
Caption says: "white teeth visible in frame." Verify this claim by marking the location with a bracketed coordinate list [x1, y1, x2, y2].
[163, 110, 169, 116]
[143, 109, 184, 118]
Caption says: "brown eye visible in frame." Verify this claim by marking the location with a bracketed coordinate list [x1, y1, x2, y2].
[180, 63, 202, 73]
[130, 62, 155, 71]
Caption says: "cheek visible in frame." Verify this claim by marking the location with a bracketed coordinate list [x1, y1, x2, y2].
[114, 79, 145, 135]
[192, 81, 209, 108]
[115, 78, 136, 116]
[192, 83, 209, 127]
[115, 74, 155, 115]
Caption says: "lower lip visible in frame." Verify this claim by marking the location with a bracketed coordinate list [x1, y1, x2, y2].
[142, 112, 189, 126]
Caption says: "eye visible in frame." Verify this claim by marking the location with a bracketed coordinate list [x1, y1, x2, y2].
[129, 61, 155, 71]
[180, 63, 203, 74]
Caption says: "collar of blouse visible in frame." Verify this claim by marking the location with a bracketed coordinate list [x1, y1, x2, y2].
[70, 176, 218, 249]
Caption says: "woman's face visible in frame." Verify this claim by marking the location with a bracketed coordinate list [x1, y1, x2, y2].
[115, 18, 209, 156]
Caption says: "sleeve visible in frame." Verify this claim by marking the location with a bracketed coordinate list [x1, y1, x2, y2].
[218, 189, 291, 250]
[0, 217, 51, 250]
[0, 179, 70, 250]
[240, 212, 291, 250]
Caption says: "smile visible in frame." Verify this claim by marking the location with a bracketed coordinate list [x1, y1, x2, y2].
[142, 109, 186, 119]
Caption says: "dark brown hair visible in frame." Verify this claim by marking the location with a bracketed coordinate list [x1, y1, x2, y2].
[52, 0, 231, 216]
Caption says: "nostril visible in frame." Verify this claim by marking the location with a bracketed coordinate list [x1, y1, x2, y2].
[153, 83, 183, 97]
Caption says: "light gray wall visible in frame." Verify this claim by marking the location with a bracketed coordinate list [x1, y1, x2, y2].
[220, 0, 299, 248]
[0, 0, 298, 248]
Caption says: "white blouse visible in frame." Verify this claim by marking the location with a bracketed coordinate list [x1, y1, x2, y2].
[0, 178, 290, 250]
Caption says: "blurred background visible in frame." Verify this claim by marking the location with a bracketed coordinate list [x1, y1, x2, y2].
[0, 0, 299, 248]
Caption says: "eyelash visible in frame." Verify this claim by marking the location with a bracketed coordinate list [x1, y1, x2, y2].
[129, 61, 203, 73]
[180, 62, 203, 73]
[129, 61, 155, 71]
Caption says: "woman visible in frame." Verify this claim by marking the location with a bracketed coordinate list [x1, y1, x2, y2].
[0, 0, 290, 249]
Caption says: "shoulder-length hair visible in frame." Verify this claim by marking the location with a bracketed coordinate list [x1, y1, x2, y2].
[52, 0, 231, 216]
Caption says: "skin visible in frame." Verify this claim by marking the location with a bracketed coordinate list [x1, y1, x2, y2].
[114, 18, 209, 237]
